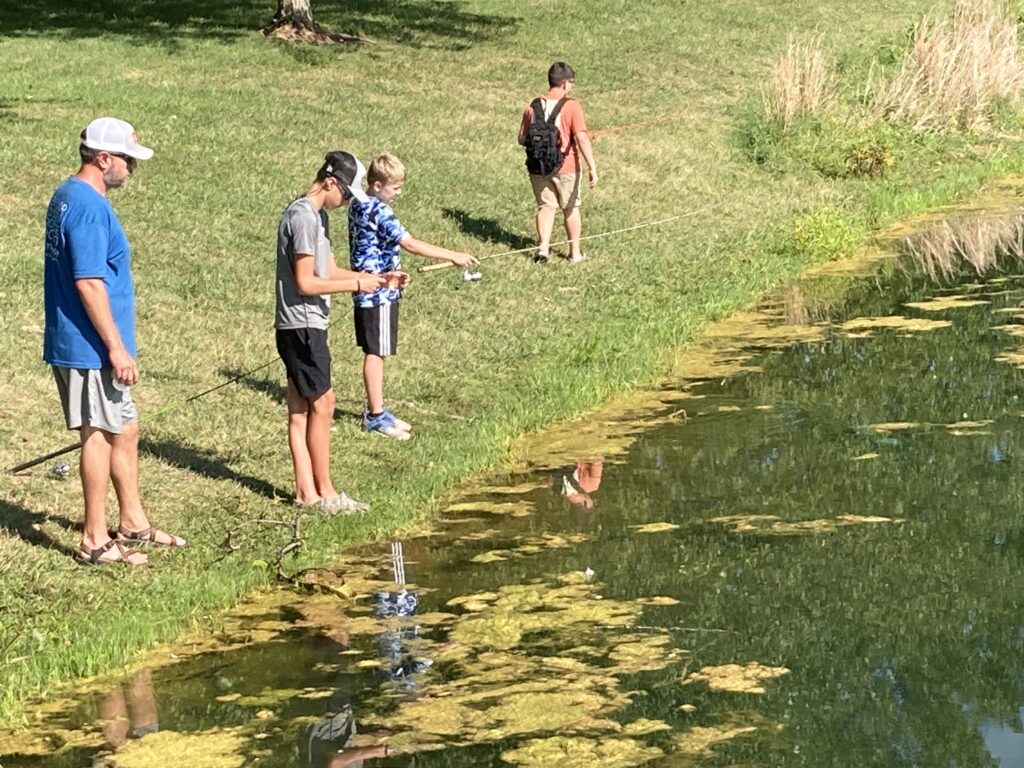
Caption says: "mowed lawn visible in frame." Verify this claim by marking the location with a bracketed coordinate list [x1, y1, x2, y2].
[0, 0, 1009, 722]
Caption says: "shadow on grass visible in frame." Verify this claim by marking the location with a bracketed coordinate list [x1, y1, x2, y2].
[0, 99, 19, 122]
[141, 438, 291, 502]
[0, 498, 78, 557]
[442, 207, 533, 252]
[220, 368, 363, 422]
[0, 0, 519, 51]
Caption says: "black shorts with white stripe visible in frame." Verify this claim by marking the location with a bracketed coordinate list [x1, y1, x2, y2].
[354, 301, 400, 357]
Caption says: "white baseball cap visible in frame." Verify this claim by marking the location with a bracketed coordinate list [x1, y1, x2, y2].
[81, 117, 154, 160]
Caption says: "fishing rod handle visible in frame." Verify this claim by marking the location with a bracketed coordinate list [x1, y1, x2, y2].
[418, 262, 454, 273]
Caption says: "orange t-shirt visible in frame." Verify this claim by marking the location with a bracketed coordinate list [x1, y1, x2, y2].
[520, 97, 588, 175]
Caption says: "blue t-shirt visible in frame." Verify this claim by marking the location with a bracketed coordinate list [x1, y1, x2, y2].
[43, 178, 136, 369]
[348, 197, 407, 308]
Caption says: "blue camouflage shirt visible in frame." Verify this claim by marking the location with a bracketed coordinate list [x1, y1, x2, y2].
[348, 197, 407, 308]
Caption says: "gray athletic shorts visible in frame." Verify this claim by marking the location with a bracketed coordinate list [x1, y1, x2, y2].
[53, 367, 139, 434]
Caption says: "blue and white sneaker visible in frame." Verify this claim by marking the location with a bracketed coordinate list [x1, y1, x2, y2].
[362, 409, 411, 440]
[388, 410, 413, 433]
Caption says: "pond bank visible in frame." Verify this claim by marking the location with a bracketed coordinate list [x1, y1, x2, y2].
[7, 188, 1024, 766]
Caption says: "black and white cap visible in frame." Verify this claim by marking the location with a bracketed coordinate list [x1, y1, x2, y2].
[321, 151, 368, 203]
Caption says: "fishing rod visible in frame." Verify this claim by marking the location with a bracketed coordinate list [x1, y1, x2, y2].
[417, 205, 720, 274]
[7, 357, 282, 475]
[10, 205, 718, 473]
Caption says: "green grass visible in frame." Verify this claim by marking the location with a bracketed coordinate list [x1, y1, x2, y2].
[2, 0, 1024, 725]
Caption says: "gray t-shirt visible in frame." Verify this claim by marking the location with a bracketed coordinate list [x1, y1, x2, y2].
[275, 197, 332, 330]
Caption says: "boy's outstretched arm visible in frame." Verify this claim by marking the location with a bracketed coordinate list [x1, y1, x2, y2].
[400, 234, 478, 268]
[293, 253, 389, 296]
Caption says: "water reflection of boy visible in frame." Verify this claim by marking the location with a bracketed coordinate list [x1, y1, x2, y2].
[558, 459, 603, 511]
[95, 670, 159, 752]
[327, 743, 390, 767]
[376, 541, 432, 695]
[305, 542, 427, 765]
[306, 701, 391, 768]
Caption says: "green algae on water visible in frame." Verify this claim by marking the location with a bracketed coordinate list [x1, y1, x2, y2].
[500, 735, 663, 768]
[103, 728, 247, 768]
[683, 662, 790, 694]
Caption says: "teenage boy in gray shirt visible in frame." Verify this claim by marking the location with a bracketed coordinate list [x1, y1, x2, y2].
[275, 151, 408, 513]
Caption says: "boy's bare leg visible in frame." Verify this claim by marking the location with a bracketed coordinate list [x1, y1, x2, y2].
[564, 206, 583, 259]
[287, 380, 320, 504]
[535, 206, 557, 254]
[363, 354, 386, 414]
[306, 387, 338, 500]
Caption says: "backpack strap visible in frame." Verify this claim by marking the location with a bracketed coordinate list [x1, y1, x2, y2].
[548, 97, 568, 123]
[530, 98, 545, 123]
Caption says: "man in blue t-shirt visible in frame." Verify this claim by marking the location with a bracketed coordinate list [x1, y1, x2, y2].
[43, 117, 186, 566]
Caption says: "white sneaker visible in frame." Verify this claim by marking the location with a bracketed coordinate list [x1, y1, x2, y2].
[388, 411, 413, 432]
[319, 492, 370, 514]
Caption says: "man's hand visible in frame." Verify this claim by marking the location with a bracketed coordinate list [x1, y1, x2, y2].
[109, 347, 139, 386]
[448, 253, 479, 268]
[588, 169, 599, 189]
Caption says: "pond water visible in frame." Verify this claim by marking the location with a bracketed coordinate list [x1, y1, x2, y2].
[7, 207, 1024, 767]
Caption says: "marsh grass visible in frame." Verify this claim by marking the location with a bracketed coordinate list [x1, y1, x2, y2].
[870, 0, 1024, 131]
[753, 1, 1024, 181]
[1, 0, 1023, 725]
[901, 214, 1024, 279]
[761, 36, 836, 133]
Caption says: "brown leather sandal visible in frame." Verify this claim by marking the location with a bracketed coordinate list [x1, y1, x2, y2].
[76, 539, 147, 566]
[116, 525, 187, 548]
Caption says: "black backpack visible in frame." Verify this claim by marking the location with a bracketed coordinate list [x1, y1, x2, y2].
[524, 97, 567, 176]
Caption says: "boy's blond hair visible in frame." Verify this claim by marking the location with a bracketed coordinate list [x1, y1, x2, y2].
[368, 153, 406, 186]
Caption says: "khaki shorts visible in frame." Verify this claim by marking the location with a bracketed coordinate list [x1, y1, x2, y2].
[530, 172, 581, 210]
[53, 367, 138, 434]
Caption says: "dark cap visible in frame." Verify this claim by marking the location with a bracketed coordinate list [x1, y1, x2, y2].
[320, 151, 368, 203]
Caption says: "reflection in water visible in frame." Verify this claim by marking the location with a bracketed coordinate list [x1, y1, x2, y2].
[11, 209, 1024, 766]
[553, 458, 603, 524]
[95, 671, 159, 762]
[375, 542, 431, 694]
[303, 543, 425, 766]
[900, 212, 1024, 280]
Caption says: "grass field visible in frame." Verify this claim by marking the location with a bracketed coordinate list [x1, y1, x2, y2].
[1, 0, 1022, 724]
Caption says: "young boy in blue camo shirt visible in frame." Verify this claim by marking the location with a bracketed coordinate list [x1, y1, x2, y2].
[349, 153, 478, 439]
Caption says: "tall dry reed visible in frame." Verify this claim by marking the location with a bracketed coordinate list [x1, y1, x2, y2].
[871, 0, 1024, 131]
[901, 214, 1024, 279]
[761, 36, 835, 132]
